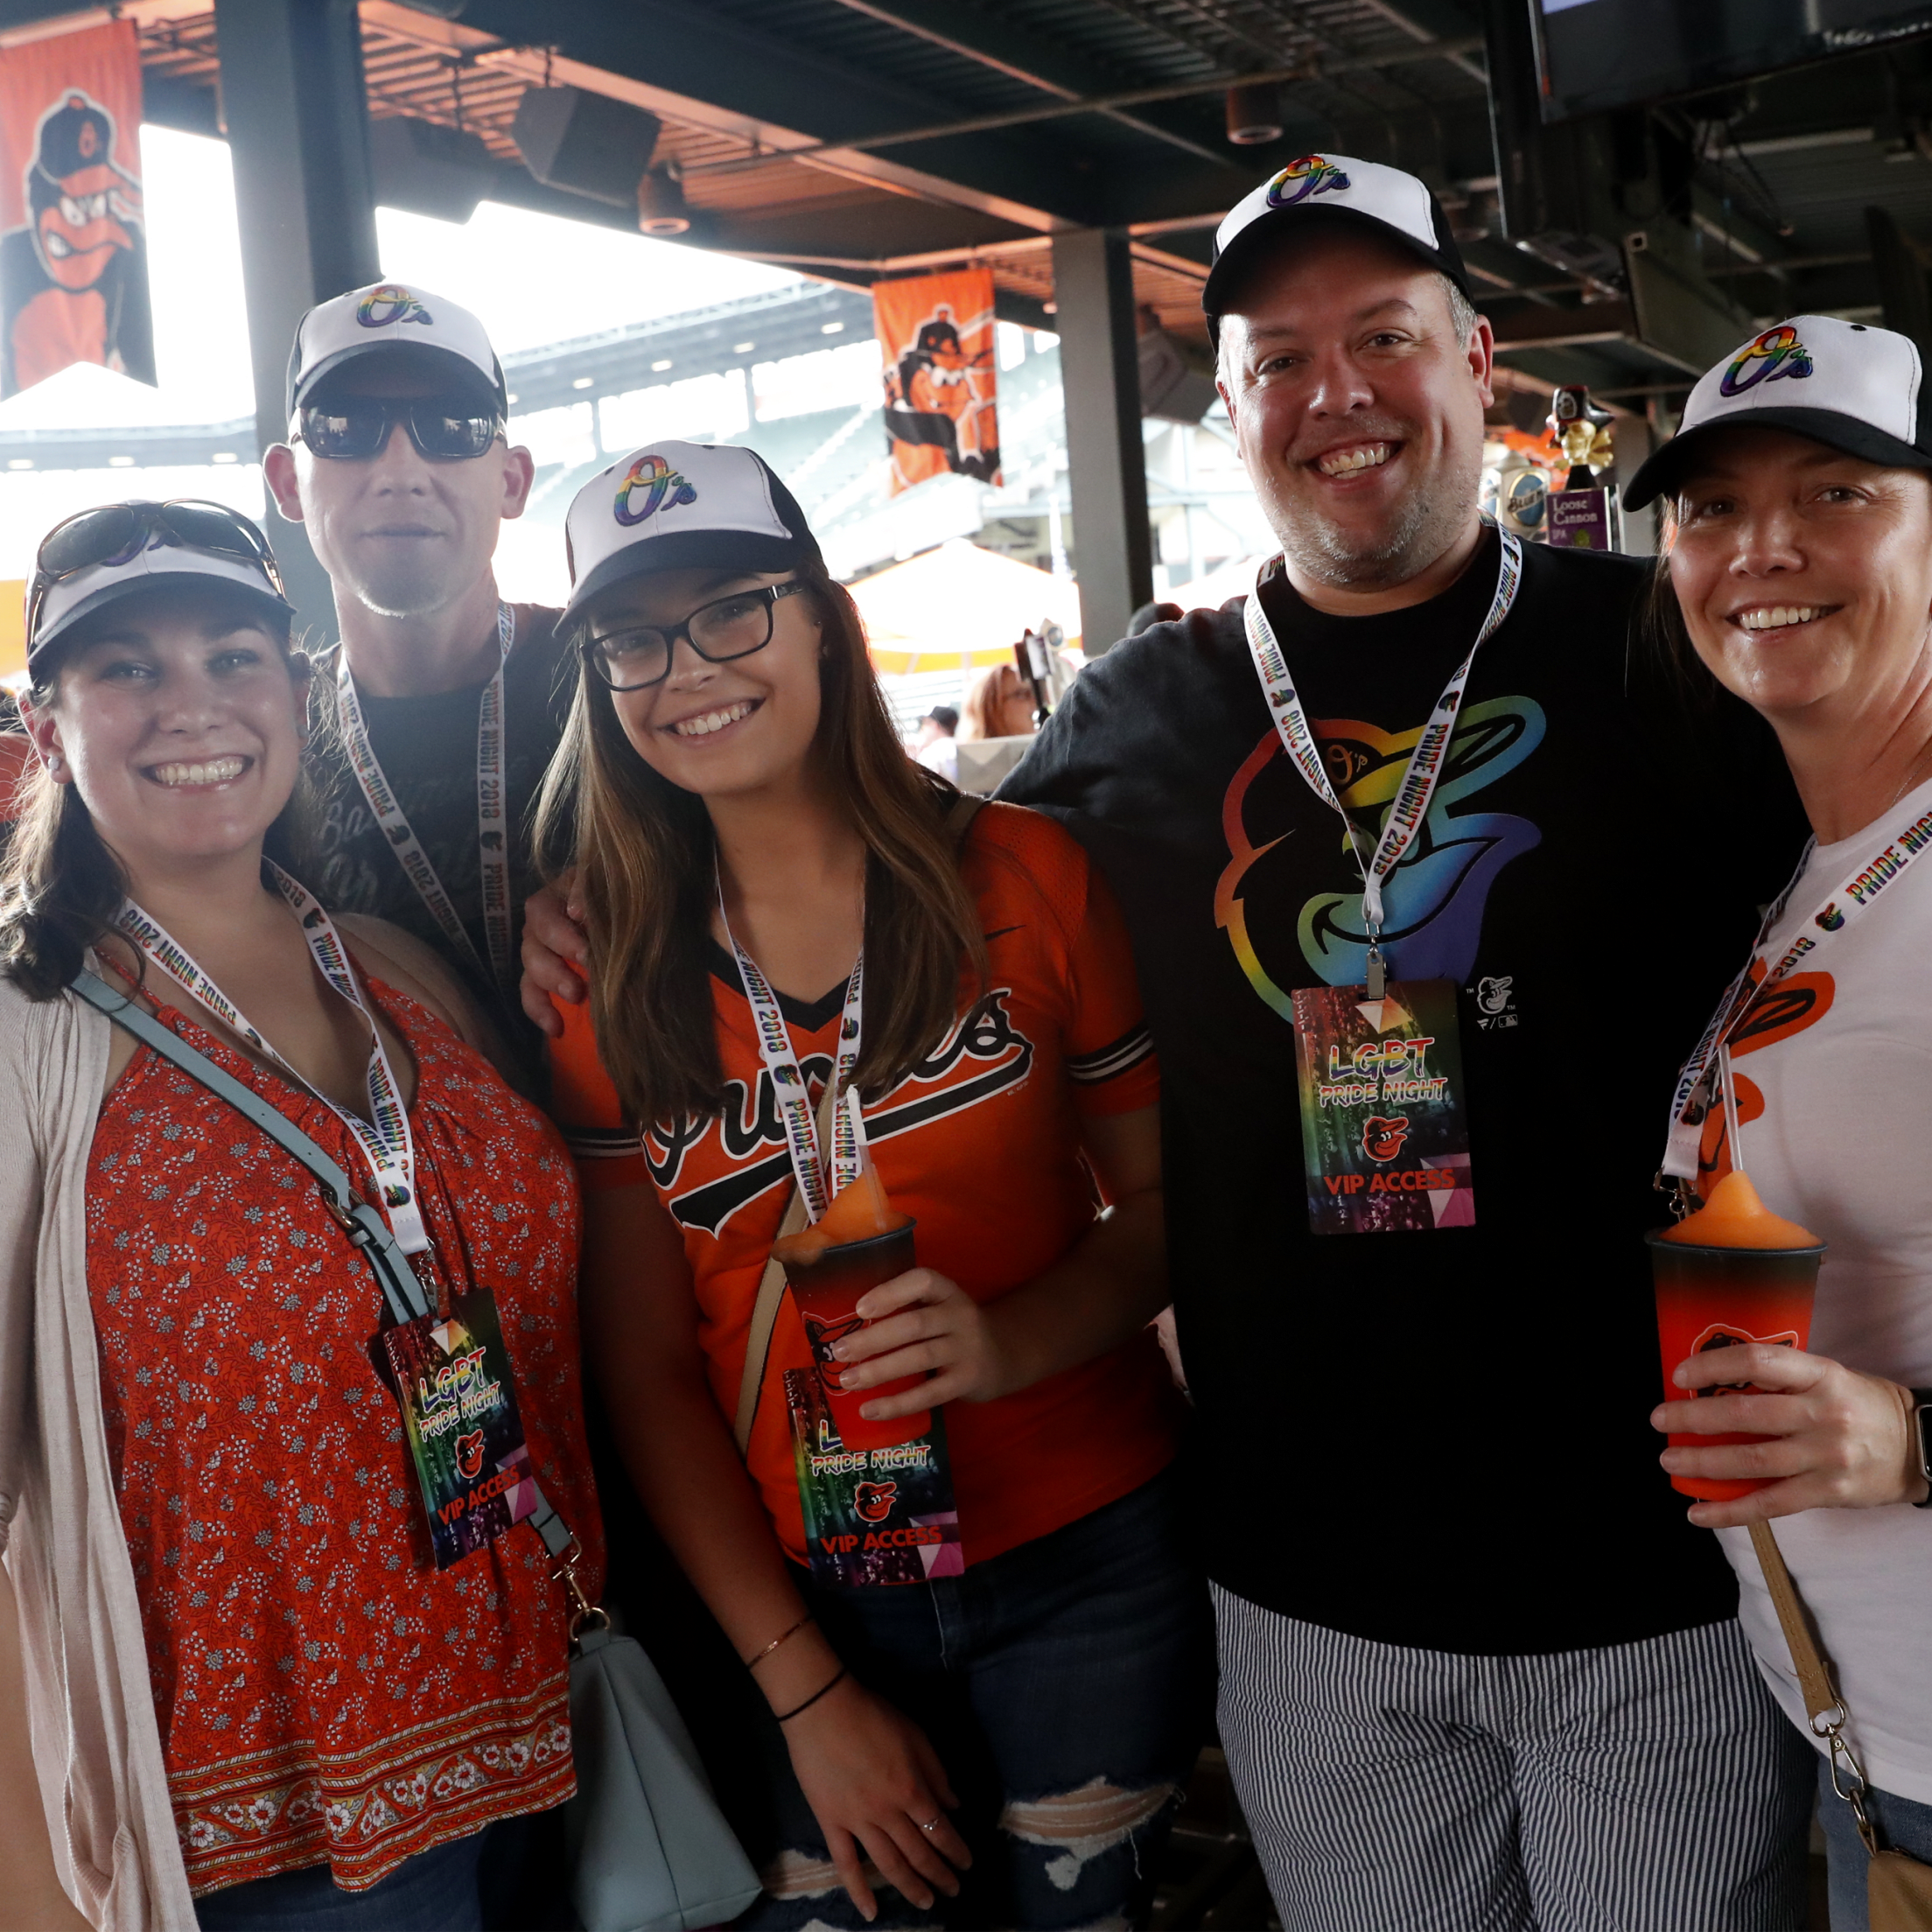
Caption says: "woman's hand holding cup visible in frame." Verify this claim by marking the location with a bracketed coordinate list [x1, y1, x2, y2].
[1653, 1343, 1929, 1526]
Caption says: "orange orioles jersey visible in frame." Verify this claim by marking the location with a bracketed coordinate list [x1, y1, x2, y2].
[550, 802, 1180, 1565]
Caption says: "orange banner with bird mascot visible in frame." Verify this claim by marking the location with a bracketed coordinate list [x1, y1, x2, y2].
[0, 18, 155, 398]
[873, 268, 1000, 494]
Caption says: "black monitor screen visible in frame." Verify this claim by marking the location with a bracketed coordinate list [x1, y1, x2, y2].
[1536, 0, 1932, 121]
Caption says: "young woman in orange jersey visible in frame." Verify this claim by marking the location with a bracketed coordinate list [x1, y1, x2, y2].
[531, 442, 1209, 1931]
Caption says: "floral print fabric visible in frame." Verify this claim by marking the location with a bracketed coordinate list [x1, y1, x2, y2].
[86, 976, 602, 1896]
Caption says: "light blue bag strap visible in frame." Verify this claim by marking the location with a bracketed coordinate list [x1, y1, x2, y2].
[72, 967, 580, 1566]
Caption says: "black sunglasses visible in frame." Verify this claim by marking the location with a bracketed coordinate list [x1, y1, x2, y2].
[580, 580, 812, 691]
[28, 500, 286, 648]
[294, 396, 505, 462]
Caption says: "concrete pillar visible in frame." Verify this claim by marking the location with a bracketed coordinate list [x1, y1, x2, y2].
[1048, 228, 1152, 656]
[214, 0, 381, 640]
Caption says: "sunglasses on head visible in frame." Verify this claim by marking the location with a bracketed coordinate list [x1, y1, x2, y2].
[294, 396, 505, 462]
[28, 500, 285, 648]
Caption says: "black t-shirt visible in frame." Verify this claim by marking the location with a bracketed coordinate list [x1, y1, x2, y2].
[1001, 534, 1810, 1655]
[307, 603, 574, 1085]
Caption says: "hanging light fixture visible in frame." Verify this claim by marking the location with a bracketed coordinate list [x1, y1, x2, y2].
[1224, 82, 1284, 145]
[638, 165, 693, 236]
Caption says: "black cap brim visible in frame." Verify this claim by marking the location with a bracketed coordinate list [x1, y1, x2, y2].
[564, 530, 819, 622]
[287, 340, 507, 418]
[30, 575, 295, 669]
[1621, 406, 1932, 510]
[1204, 200, 1472, 328]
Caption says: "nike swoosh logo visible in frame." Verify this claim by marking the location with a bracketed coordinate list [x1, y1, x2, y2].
[984, 926, 1021, 942]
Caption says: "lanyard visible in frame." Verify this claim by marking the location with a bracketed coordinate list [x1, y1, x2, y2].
[718, 878, 866, 1223]
[116, 867, 430, 1254]
[335, 602, 515, 991]
[1662, 788, 1932, 1184]
[1244, 529, 1523, 994]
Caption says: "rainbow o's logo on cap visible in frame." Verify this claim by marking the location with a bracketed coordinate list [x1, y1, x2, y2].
[1719, 324, 1814, 398]
[614, 452, 697, 528]
[1265, 155, 1351, 209]
[356, 284, 433, 329]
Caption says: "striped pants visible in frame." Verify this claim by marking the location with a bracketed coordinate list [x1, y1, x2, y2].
[1214, 1586, 1814, 1932]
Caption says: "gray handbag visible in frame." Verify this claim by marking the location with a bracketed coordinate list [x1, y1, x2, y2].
[72, 970, 761, 1932]
[566, 1624, 761, 1932]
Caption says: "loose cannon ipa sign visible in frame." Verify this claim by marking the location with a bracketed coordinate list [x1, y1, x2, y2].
[0, 18, 155, 397]
[873, 267, 1000, 494]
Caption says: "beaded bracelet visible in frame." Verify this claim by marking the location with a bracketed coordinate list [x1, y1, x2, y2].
[742, 1611, 814, 1671]
[774, 1666, 849, 1724]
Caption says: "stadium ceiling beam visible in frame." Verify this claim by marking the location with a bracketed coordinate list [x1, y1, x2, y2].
[816, 0, 1239, 170]
[674, 36, 1488, 178]
[450, 0, 1116, 231]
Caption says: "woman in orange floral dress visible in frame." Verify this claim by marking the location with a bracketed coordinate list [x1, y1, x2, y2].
[0, 503, 601, 1932]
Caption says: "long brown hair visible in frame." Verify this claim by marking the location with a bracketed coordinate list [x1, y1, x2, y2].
[536, 558, 987, 1130]
[0, 608, 318, 1001]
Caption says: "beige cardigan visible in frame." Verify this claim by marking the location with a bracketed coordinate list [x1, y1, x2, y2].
[1, 975, 198, 1930]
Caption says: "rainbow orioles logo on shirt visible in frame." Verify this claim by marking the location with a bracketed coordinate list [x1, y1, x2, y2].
[355, 284, 433, 329]
[615, 451, 699, 527]
[1266, 155, 1351, 208]
[1719, 324, 1814, 398]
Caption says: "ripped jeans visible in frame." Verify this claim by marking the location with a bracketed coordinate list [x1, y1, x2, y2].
[736, 1469, 1213, 1932]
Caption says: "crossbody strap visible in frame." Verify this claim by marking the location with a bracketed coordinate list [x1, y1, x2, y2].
[72, 969, 580, 1567]
[1749, 1517, 1881, 1851]
[731, 789, 985, 1457]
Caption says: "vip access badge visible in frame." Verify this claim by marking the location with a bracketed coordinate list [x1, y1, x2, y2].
[1292, 978, 1475, 1236]
[785, 1368, 963, 1588]
[378, 1289, 539, 1568]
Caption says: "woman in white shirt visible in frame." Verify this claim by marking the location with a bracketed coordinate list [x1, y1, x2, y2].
[1628, 315, 1932, 1928]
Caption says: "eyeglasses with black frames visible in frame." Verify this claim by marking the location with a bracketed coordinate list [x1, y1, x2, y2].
[581, 579, 812, 692]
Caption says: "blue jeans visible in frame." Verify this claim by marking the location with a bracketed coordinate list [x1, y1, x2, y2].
[738, 1468, 1214, 1930]
[192, 1809, 562, 1932]
[1818, 1754, 1932, 1930]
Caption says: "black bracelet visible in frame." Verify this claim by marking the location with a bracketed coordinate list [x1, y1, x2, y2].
[774, 1666, 848, 1724]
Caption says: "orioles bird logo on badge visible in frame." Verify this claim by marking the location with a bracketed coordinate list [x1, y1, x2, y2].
[853, 1480, 899, 1522]
[1362, 1114, 1411, 1163]
[454, 1430, 486, 1480]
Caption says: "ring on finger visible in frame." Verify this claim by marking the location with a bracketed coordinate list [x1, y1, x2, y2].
[920, 1817, 941, 1834]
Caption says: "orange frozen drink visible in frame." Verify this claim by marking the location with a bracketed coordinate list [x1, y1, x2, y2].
[1647, 1171, 1825, 1501]
[774, 1164, 929, 1452]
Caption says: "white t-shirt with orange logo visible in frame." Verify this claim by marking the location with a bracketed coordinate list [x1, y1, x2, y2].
[1704, 770, 1932, 1804]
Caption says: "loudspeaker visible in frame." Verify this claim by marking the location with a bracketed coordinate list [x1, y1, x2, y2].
[369, 117, 494, 224]
[512, 86, 662, 208]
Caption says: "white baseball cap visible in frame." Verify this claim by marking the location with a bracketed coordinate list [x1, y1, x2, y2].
[27, 500, 292, 669]
[564, 440, 821, 620]
[1623, 315, 1932, 508]
[1204, 154, 1472, 327]
[285, 281, 507, 417]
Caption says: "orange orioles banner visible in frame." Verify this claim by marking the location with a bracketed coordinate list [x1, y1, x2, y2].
[873, 268, 999, 494]
[0, 18, 154, 398]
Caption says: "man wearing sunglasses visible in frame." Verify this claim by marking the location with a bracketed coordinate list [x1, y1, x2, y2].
[263, 282, 565, 1083]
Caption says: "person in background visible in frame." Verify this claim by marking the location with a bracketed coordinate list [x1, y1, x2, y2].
[998, 155, 1815, 1928]
[956, 662, 1036, 743]
[264, 282, 563, 1086]
[0, 502, 600, 1931]
[912, 704, 961, 784]
[1630, 316, 1932, 1928]
[536, 439, 1208, 1930]
[911, 704, 957, 752]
